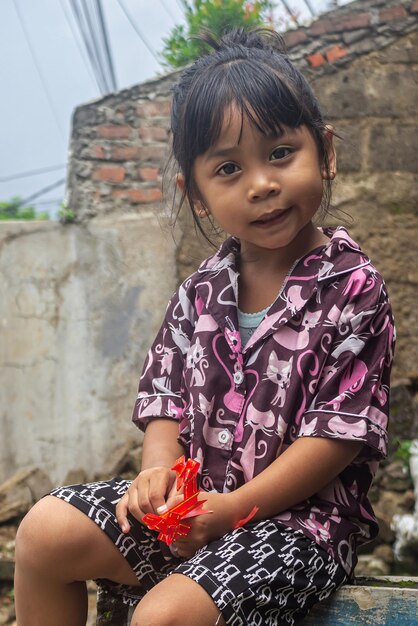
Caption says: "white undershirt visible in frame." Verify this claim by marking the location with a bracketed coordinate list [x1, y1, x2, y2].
[237, 304, 271, 347]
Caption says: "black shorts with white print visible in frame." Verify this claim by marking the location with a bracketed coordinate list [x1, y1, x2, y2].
[50, 477, 347, 625]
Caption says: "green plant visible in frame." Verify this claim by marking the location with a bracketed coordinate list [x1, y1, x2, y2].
[394, 439, 412, 470]
[0, 196, 49, 220]
[161, 0, 275, 69]
[58, 203, 76, 223]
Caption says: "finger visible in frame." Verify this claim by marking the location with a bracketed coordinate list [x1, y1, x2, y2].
[115, 494, 131, 533]
[172, 539, 196, 559]
[169, 541, 192, 559]
[127, 486, 146, 522]
[144, 470, 175, 514]
[158, 493, 184, 514]
[167, 479, 182, 498]
[169, 543, 181, 558]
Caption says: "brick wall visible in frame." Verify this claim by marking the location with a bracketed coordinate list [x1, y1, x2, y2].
[285, 0, 418, 71]
[68, 71, 180, 221]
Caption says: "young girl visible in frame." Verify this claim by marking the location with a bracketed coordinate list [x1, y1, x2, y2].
[15, 28, 395, 626]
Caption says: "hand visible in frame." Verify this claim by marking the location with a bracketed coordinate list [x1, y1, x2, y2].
[116, 466, 182, 533]
[172, 492, 240, 559]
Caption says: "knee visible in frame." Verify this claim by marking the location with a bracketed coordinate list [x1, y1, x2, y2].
[15, 496, 70, 572]
[130, 600, 182, 626]
[129, 574, 221, 626]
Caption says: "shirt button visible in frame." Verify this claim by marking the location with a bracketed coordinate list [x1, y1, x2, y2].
[233, 370, 244, 385]
[218, 429, 230, 445]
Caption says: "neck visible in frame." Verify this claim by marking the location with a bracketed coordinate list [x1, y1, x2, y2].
[237, 223, 329, 313]
[239, 222, 328, 273]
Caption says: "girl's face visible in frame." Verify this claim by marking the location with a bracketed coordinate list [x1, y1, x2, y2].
[187, 105, 335, 259]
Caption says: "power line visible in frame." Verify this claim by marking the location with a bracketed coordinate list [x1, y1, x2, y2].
[159, 0, 177, 22]
[79, 0, 116, 92]
[70, 0, 102, 92]
[302, 0, 316, 17]
[71, 0, 104, 94]
[76, 0, 109, 93]
[59, 0, 100, 91]
[82, 0, 112, 92]
[116, 0, 160, 63]
[0, 164, 66, 183]
[12, 0, 65, 140]
[70, 0, 116, 94]
[279, 0, 300, 26]
[31, 198, 64, 207]
[96, 0, 117, 91]
[19, 178, 66, 208]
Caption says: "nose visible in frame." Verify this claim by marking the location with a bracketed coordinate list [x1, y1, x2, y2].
[247, 171, 280, 202]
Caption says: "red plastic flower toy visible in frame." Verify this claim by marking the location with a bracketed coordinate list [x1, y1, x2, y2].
[143, 456, 259, 545]
[142, 456, 209, 545]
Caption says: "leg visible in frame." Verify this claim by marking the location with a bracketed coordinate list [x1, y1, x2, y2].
[157, 521, 348, 626]
[131, 573, 226, 626]
[15, 496, 139, 626]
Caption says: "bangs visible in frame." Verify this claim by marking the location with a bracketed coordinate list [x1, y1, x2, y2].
[183, 59, 311, 160]
[168, 28, 334, 243]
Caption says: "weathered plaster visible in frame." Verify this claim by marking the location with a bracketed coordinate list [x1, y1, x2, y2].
[0, 215, 177, 483]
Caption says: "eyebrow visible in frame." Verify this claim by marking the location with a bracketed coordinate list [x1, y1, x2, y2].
[204, 145, 239, 160]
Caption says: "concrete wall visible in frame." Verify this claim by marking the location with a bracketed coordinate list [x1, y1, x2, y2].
[0, 216, 177, 484]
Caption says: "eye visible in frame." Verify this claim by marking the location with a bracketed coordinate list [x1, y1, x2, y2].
[270, 146, 293, 161]
[217, 162, 240, 176]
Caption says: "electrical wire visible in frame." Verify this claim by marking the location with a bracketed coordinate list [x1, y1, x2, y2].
[11, 0, 65, 139]
[279, 0, 300, 25]
[18, 178, 66, 208]
[78, 0, 109, 92]
[302, 0, 316, 16]
[96, 0, 117, 91]
[85, 0, 113, 92]
[0, 164, 66, 183]
[70, 0, 106, 94]
[59, 0, 100, 90]
[30, 198, 64, 207]
[70, 0, 117, 94]
[159, 0, 177, 22]
[116, 0, 160, 63]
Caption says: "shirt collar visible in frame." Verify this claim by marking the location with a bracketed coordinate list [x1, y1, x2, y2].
[195, 227, 371, 346]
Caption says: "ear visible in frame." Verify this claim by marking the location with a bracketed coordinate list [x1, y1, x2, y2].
[176, 173, 208, 218]
[194, 200, 209, 219]
[176, 172, 185, 193]
[322, 125, 337, 180]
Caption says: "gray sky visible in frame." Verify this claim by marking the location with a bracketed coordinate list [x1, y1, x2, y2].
[0, 0, 348, 217]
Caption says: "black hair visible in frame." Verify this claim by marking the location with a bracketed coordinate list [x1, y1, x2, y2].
[169, 28, 335, 242]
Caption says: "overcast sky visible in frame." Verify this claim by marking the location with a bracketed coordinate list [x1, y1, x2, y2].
[0, 0, 350, 217]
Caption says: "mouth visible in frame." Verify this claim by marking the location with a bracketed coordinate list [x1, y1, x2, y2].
[251, 207, 292, 227]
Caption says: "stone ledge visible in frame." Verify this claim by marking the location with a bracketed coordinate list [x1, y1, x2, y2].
[305, 575, 418, 624]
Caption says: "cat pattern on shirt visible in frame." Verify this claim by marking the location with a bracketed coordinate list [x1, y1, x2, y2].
[133, 227, 395, 576]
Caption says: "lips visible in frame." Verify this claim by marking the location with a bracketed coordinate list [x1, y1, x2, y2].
[252, 207, 291, 226]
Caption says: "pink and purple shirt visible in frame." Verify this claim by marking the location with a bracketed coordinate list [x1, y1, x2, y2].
[133, 227, 395, 575]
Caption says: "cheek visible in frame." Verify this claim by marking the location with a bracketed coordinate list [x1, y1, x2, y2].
[297, 169, 324, 203]
[312, 179, 325, 203]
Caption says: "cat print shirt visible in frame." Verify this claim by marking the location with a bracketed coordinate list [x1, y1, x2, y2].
[133, 226, 395, 576]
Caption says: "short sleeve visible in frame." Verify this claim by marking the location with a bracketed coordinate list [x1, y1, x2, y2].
[298, 294, 395, 460]
[132, 282, 196, 432]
